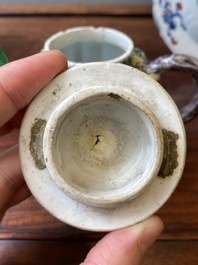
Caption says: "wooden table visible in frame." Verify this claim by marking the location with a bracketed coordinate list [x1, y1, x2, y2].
[0, 4, 198, 265]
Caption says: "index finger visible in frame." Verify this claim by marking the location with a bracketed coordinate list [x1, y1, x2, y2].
[0, 50, 67, 127]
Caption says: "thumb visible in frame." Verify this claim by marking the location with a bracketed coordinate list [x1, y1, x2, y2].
[80, 215, 164, 265]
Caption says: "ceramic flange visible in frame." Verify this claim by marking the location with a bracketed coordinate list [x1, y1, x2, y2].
[19, 62, 186, 231]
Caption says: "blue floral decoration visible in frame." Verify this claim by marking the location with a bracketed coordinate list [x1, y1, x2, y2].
[158, 0, 187, 45]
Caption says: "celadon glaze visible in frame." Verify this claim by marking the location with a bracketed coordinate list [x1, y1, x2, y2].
[19, 62, 186, 231]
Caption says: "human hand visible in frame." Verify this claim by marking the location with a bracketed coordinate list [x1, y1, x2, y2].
[0, 51, 67, 220]
[81, 215, 163, 265]
[0, 51, 163, 265]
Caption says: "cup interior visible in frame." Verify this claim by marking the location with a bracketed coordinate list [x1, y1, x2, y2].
[45, 27, 133, 66]
[43, 89, 163, 207]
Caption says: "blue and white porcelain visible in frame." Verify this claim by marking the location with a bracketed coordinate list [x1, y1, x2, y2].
[152, 0, 198, 58]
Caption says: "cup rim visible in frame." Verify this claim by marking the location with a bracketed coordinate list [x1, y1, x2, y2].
[43, 26, 134, 67]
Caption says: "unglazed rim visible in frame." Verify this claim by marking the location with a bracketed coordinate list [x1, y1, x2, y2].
[43, 87, 163, 208]
[19, 62, 186, 231]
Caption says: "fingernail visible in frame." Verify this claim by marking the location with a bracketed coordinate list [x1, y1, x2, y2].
[139, 215, 164, 252]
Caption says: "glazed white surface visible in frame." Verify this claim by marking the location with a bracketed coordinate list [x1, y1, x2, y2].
[43, 27, 133, 67]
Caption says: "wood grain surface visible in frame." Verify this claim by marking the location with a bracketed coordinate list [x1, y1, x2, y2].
[0, 8, 198, 264]
[0, 4, 152, 15]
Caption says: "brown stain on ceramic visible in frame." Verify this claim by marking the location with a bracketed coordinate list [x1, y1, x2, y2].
[108, 93, 122, 100]
[29, 118, 47, 170]
[158, 129, 179, 178]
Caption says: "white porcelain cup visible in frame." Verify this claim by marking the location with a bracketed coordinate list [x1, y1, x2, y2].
[43, 26, 134, 68]
[43, 26, 198, 122]
[20, 62, 186, 231]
